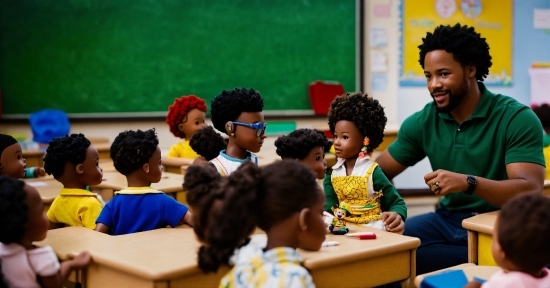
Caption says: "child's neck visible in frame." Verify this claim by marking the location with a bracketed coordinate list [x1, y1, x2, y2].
[344, 156, 359, 176]
[225, 142, 248, 159]
[125, 173, 152, 187]
[264, 218, 298, 251]
[17, 238, 35, 250]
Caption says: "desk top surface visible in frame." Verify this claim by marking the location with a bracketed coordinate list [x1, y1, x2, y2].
[545, 180, 550, 187]
[37, 224, 419, 280]
[24, 178, 63, 203]
[100, 171, 184, 193]
[462, 211, 498, 235]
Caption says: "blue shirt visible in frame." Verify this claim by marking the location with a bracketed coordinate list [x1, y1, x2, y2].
[96, 187, 189, 235]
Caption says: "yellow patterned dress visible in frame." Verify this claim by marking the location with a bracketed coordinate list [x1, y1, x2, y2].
[331, 158, 384, 226]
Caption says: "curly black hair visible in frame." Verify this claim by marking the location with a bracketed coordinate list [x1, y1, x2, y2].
[418, 23, 492, 82]
[43, 134, 91, 179]
[498, 193, 550, 273]
[0, 176, 28, 244]
[275, 129, 332, 160]
[184, 160, 318, 273]
[189, 126, 228, 161]
[327, 92, 386, 152]
[210, 88, 264, 135]
[110, 128, 159, 175]
[533, 104, 550, 129]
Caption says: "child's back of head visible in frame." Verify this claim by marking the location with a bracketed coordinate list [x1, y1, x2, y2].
[183, 159, 324, 273]
[189, 126, 228, 161]
[110, 128, 159, 175]
[533, 104, 550, 131]
[0, 176, 28, 244]
[497, 193, 550, 273]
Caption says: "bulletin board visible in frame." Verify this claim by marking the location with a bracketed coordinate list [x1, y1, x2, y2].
[399, 0, 513, 86]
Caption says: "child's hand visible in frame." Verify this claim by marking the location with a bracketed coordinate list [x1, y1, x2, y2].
[381, 212, 404, 234]
[35, 167, 46, 177]
[463, 280, 483, 288]
[68, 251, 92, 269]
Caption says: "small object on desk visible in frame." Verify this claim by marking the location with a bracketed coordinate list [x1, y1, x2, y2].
[420, 269, 468, 288]
[321, 241, 339, 247]
[345, 232, 377, 240]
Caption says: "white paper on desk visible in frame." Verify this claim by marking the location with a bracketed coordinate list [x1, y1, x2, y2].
[529, 68, 550, 105]
[534, 9, 550, 29]
[370, 50, 388, 73]
[26, 181, 47, 187]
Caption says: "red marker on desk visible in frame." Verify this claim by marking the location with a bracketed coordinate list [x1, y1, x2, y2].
[345, 232, 376, 240]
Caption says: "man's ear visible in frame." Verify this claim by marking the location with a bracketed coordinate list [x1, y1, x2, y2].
[467, 63, 477, 78]
[75, 164, 84, 175]
[143, 163, 150, 174]
[298, 208, 311, 231]
[225, 121, 235, 136]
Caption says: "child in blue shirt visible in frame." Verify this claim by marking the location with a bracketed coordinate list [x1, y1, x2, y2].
[95, 128, 193, 235]
[0, 134, 45, 178]
[184, 160, 326, 287]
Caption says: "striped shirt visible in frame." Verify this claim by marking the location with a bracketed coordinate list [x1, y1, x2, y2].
[220, 240, 315, 288]
[210, 150, 259, 176]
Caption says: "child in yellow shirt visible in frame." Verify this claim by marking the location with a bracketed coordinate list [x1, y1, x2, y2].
[165, 95, 207, 158]
[43, 134, 104, 229]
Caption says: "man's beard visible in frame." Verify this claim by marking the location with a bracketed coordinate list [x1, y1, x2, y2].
[432, 79, 468, 113]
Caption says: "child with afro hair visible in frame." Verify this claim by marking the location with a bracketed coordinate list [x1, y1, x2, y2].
[275, 128, 332, 180]
[0, 134, 45, 179]
[165, 95, 207, 158]
[43, 134, 104, 229]
[95, 128, 193, 235]
[208, 88, 265, 176]
[465, 193, 550, 288]
[189, 126, 228, 163]
[0, 176, 91, 288]
[324, 92, 406, 233]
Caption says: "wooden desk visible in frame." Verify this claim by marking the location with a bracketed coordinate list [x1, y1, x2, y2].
[24, 178, 63, 213]
[462, 211, 498, 266]
[23, 149, 45, 167]
[161, 157, 194, 174]
[38, 224, 419, 288]
[94, 143, 111, 161]
[100, 171, 186, 204]
[544, 180, 550, 196]
[414, 263, 499, 287]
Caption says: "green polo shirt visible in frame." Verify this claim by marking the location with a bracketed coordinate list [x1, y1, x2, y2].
[388, 83, 545, 212]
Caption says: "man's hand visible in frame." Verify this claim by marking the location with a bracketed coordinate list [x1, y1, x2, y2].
[424, 169, 468, 195]
[381, 212, 404, 234]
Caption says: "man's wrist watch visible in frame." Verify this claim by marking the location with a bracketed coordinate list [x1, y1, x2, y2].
[464, 175, 477, 195]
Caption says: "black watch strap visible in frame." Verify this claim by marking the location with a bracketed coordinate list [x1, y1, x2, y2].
[465, 175, 477, 195]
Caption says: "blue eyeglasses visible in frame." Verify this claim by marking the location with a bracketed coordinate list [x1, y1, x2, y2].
[232, 122, 267, 136]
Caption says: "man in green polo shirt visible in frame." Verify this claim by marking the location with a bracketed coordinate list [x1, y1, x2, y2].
[376, 24, 545, 275]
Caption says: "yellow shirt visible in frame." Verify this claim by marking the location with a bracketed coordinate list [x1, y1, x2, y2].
[166, 140, 199, 158]
[544, 145, 550, 180]
[46, 188, 103, 229]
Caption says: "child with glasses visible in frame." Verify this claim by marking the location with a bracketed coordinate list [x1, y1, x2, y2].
[208, 88, 266, 176]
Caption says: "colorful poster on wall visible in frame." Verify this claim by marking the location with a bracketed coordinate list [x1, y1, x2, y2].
[400, 0, 513, 86]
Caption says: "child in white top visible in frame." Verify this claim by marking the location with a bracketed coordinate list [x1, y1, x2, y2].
[465, 193, 550, 288]
[207, 88, 265, 176]
[183, 160, 326, 288]
[0, 176, 91, 288]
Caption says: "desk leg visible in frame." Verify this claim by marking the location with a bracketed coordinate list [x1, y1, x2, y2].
[467, 231, 478, 264]
[401, 248, 416, 288]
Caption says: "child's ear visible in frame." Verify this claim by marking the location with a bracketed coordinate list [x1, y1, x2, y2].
[177, 116, 189, 132]
[75, 164, 84, 174]
[225, 121, 235, 137]
[143, 163, 150, 174]
[298, 208, 311, 231]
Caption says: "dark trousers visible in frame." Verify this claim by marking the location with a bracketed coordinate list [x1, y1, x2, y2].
[404, 207, 477, 275]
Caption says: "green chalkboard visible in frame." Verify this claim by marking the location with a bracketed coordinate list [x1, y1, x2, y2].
[0, 0, 356, 116]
